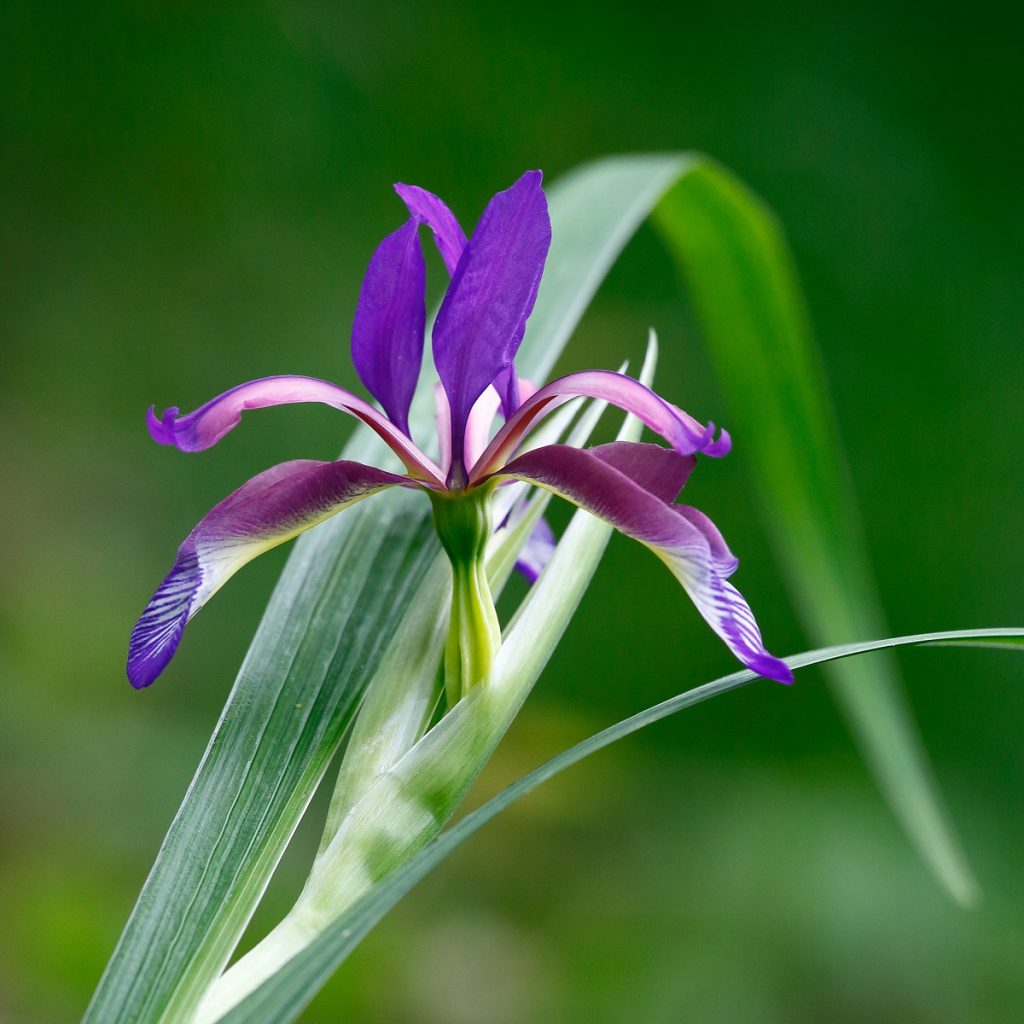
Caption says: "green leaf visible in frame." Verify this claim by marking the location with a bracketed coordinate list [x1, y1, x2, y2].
[86, 160, 698, 1024]
[90, 153, 972, 1021]
[194, 349, 658, 1022]
[217, 628, 1024, 1024]
[650, 157, 977, 904]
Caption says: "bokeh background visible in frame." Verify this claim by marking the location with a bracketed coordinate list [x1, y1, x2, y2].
[2, 2, 1023, 1021]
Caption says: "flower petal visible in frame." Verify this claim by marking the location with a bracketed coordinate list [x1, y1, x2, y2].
[433, 383, 453, 478]
[127, 460, 417, 688]
[394, 183, 467, 275]
[464, 385, 502, 471]
[433, 383, 502, 478]
[587, 441, 695, 502]
[350, 218, 426, 435]
[493, 365, 521, 418]
[147, 375, 445, 485]
[673, 505, 739, 575]
[432, 171, 551, 476]
[514, 517, 556, 584]
[492, 444, 792, 683]
[470, 370, 728, 481]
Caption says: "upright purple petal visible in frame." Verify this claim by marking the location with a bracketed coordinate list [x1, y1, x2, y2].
[394, 183, 468, 275]
[127, 459, 417, 688]
[492, 444, 792, 684]
[493, 364, 522, 418]
[470, 370, 728, 481]
[350, 218, 426, 435]
[432, 171, 551, 478]
[147, 375, 445, 486]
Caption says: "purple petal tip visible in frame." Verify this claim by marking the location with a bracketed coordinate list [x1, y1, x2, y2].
[748, 652, 794, 685]
[127, 549, 200, 688]
[702, 425, 732, 458]
[127, 625, 181, 689]
[146, 405, 179, 446]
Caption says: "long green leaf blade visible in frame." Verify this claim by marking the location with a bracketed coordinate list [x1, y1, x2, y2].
[539, 156, 973, 905]
[219, 627, 1024, 1024]
[90, 152, 971, 1021]
[86, 159, 700, 1024]
[651, 158, 977, 903]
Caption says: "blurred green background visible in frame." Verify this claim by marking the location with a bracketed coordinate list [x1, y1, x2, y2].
[2, 2, 1022, 1021]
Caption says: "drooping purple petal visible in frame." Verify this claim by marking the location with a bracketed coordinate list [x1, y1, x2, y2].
[394, 183, 467, 275]
[470, 370, 729, 481]
[587, 441, 695, 501]
[492, 444, 792, 683]
[127, 459, 417, 688]
[431, 171, 551, 478]
[147, 375, 445, 486]
[674, 505, 739, 575]
[514, 517, 556, 584]
[350, 218, 426, 435]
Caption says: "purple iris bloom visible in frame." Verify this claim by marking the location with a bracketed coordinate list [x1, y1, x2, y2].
[129, 171, 792, 691]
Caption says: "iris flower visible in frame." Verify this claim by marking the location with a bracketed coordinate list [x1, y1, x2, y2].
[128, 171, 792, 694]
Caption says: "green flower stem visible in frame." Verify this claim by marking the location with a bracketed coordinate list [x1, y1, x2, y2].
[314, 389, 606, 866]
[197, 488, 622, 1023]
[431, 485, 503, 704]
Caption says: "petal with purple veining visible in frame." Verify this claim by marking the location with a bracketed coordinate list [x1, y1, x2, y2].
[127, 459, 418, 688]
[491, 444, 791, 683]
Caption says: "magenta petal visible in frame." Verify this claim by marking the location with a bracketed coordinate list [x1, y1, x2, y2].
[588, 441, 695, 501]
[146, 375, 445, 485]
[432, 171, 551, 474]
[493, 444, 792, 684]
[351, 218, 426, 435]
[127, 459, 417, 688]
[394, 183, 468, 275]
[471, 370, 728, 481]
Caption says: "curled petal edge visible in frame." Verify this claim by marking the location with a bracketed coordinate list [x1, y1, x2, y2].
[146, 375, 445, 486]
[394, 182, 468, 276]
[470, 369, 729, 482]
